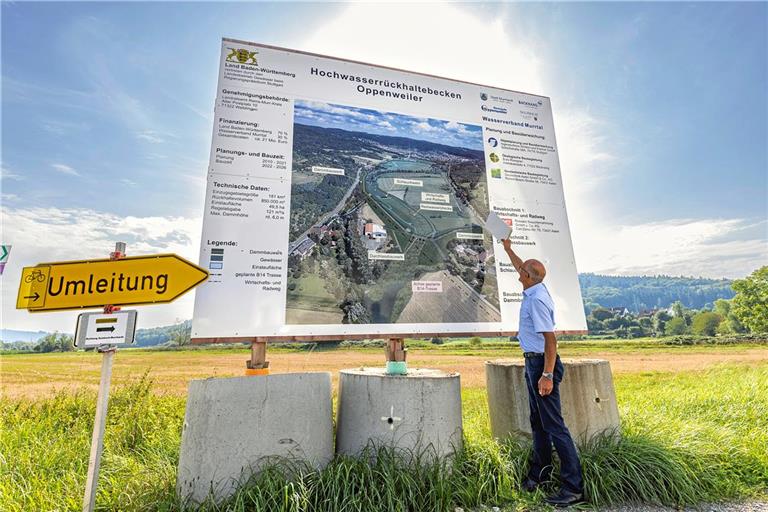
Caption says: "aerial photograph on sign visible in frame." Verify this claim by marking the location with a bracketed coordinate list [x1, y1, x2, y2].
[286, 101, 500, 325]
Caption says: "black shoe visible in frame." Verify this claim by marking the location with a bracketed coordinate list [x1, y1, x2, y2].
[545, 489, 584, 507]
[521, 476, 540, 492]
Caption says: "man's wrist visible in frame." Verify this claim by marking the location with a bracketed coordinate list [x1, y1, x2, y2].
[541, 372, 553, 380]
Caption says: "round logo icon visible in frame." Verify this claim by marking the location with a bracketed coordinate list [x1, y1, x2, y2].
[487, 137, 498, 148]
[480, 93, 488, 101]
[489, 153, 500, 163]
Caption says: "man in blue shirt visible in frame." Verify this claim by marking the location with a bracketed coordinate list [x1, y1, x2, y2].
[502, 238, 584, 507]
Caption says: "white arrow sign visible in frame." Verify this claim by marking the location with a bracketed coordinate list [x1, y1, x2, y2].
[75, 310, 138, 347]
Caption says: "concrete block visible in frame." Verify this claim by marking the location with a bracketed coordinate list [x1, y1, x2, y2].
[485, 359, 620, 445]
[336, 368, 462, 461]
[177, 373, 333, 504]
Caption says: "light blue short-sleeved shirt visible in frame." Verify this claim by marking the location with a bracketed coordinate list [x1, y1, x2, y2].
[517, 282, 556, 353]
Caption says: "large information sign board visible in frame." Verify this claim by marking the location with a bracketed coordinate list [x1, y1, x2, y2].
[192, 38, 587, 341]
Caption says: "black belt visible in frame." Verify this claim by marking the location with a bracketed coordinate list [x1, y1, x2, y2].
[523, 352, 544, 358]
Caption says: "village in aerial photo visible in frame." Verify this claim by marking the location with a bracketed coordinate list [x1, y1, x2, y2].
[286, 101, 501, 325]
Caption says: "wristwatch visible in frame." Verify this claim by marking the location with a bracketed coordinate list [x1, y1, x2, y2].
[541, 372, 553, 380]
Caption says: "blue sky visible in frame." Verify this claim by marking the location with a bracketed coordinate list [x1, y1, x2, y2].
[294, 101, 484, 151]
[2, 2, 766, 330]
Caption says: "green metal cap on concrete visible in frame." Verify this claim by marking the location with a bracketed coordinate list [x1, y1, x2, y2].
[385, 361, 408, 375]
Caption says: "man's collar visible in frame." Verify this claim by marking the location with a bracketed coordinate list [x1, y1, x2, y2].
[523, 282, 545, 297]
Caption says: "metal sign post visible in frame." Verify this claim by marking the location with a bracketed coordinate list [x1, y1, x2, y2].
[82, 344, 116, 512]
[82, 242, 124, 512]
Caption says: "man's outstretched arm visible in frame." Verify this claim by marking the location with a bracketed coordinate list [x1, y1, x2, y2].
[501, 238, 525, 274]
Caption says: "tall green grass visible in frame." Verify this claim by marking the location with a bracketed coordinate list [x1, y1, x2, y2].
[0, 375, 184, 511]
[1, 364, 766, 511]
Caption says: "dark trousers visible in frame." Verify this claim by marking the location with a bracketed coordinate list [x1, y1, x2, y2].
[524, 355, 583, 494]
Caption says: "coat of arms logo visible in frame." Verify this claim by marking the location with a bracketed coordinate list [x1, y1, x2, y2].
[226, 47, 258, 65]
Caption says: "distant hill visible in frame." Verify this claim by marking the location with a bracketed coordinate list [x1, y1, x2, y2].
[295, 123, 484, 159]
[579, 273, 734, 312]
[1, 321, 188, 348]
[133, 320, 191, 347]
[0, 329, 51, 343]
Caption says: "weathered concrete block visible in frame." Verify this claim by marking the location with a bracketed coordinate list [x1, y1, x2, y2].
[177, 373, 333, 504]
[336, 368, 462, 460]
[485, 359, 620, 445]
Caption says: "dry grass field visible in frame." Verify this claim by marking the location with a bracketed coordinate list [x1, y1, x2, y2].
[3, 340, 767, 399]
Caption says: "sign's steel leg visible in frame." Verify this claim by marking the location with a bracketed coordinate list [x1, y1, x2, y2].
[246, 340, 269, 375]
[82, 242, 124, 511]
[82, 346, 115, 512]
[386, 338, 406, 362]
[385, 337, 407, 375]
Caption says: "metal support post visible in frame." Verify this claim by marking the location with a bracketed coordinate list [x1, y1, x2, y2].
[83, 242, 125, 512]
[82, 345, 115, 512]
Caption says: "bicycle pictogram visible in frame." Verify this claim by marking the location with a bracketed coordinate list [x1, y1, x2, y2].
[25, 269, 46, 283]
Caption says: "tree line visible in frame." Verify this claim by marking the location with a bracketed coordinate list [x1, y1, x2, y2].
[585, 266, 767, 337]
[580, 273, 735, 312]
[2, 320, 192, 353]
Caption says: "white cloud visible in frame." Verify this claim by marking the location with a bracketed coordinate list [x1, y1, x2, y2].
[412, 121, 434, 133]
[573, 218, 768, 279]
[300, 101, 377, 122]
[1, 206, 201, 332]
[136, 130, 165, 143]
[1, 165, 23, 181]
[377, 120, 396, 131]
[302, 4, 546, 97]
[300, 3, 766, 279]
[42, 119, 90, 136]
[51, 163, 80, 176]
[445, 120, 460, 131]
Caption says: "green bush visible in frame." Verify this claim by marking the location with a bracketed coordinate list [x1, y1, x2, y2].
[665, 317, 688, 336]
[731, 266, 768, 333]
[663, 334, 768, 346]
[338, 339, 386, 348]
[691, 311, 722, 337]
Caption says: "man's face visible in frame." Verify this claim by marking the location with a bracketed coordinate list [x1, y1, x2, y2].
[518, 265, 534, 288]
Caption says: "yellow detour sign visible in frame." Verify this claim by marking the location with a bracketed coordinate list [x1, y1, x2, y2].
[16, 254, 209, 311]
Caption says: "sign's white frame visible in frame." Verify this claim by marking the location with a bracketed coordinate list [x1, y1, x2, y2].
[192, 38, 587, 342]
